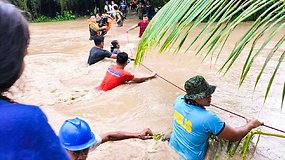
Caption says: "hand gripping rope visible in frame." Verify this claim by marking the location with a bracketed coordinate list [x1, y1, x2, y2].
[123, 29, 285, 134]
[139, 63, 285, 134]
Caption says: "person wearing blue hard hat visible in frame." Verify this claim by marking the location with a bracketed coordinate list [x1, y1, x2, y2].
[59, 117, 153, 160]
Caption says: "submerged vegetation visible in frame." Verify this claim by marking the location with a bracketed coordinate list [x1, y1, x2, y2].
[208, 130, 285, 160]
[153, 130, 285, 159]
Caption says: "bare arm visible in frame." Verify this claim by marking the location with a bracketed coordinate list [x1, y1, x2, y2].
[131, 72, 156, 83]
[90, 23, 107, 31]
[100, 128, 153, 143]
[107, 14, 114, 21]
[110, 54, 117, 59]
[117, 14, 122, 22]
[127, 24, 139, 32]
[218, 119, 263, 141]
[97, 26, 107, 31]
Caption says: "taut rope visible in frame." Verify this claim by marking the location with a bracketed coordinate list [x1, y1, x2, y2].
[124, 30, 285, 134]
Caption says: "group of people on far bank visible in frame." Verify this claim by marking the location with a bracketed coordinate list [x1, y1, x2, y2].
[0, 1, 263, 160]
[88, 8, 149, 38]
[89, 0, 151, 38]
[88, 1, 127, 39]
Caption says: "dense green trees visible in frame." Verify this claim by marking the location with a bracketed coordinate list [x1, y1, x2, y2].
[10, 0, 169, 20]
[10, 0, 114, 19]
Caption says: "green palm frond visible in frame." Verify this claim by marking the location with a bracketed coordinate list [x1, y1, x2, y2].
[281, 82, 285, 109]
[136, 0, 285, 107]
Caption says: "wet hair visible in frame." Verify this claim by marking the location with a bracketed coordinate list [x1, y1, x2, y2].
[0, 1, 30, 101]
[93, 36, 104, 46]
[110, 40, 119, 52]
[143, 14, 148, 18]
[116, 52, 128, 65]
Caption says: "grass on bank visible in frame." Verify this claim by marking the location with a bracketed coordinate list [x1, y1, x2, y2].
[32, 11, 76, 23]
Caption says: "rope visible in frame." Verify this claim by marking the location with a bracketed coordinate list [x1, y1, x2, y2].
[140, 63, 186, 92]
[123, 31, 285, 134]
[140, 64, 285, 134]
[120, 27, 130, 44]
[210, 104, 246, 119]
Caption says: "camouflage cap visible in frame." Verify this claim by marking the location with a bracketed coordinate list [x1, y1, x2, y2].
[184, 75, 216, 100]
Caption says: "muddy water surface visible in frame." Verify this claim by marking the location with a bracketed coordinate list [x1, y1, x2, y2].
[11, 14, 285, 159]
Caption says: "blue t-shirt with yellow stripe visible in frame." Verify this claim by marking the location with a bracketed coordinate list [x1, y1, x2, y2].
[169, 96, 225, 160]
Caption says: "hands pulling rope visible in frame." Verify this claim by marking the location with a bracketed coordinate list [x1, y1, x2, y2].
[140, 63, 285, 134]
[122, 29, 285, 134]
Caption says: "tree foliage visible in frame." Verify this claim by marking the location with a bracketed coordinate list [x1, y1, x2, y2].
[10, 0, 95, 19]
[136, 0, 285, 107]
[10, 0, 170, 19]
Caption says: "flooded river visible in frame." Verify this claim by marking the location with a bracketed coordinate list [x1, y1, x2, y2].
[11, 13, 285, 159]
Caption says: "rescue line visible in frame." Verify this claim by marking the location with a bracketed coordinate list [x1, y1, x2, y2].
[124, 31, 285, 134]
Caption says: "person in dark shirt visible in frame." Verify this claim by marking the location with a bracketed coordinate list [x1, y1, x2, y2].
[137, 1, 145, 19]
[87, 36, 117, 65]
[145, 1, 155, 19]
[119, 0, 128, 17]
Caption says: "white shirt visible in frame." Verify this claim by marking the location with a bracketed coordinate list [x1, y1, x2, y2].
[89, 134, 102, 151]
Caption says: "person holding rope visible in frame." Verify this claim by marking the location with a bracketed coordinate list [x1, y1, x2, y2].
[126, 14, 149, 38]
[96, 52, 156, 91]
[59, 117, 153, 160]
[110, 40, 121, 54]
[169, 75, 263, 160]
[87, 36, 117, 65]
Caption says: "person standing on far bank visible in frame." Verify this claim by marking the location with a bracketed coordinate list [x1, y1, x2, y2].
[114, 5, 125, 27]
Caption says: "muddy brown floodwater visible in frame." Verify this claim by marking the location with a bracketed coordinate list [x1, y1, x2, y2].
[10, 13, 285, 159]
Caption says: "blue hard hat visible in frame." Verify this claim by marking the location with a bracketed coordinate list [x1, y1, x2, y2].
[59, 118, 97, 151]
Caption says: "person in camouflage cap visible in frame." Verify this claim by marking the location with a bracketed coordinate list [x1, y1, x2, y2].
[184, 75, 216, 101]
[169, 75, 263, 160]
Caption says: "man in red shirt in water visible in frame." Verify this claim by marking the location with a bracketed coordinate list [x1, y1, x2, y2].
[127, 14, 149, 38]
[97, 52, 156, 91]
